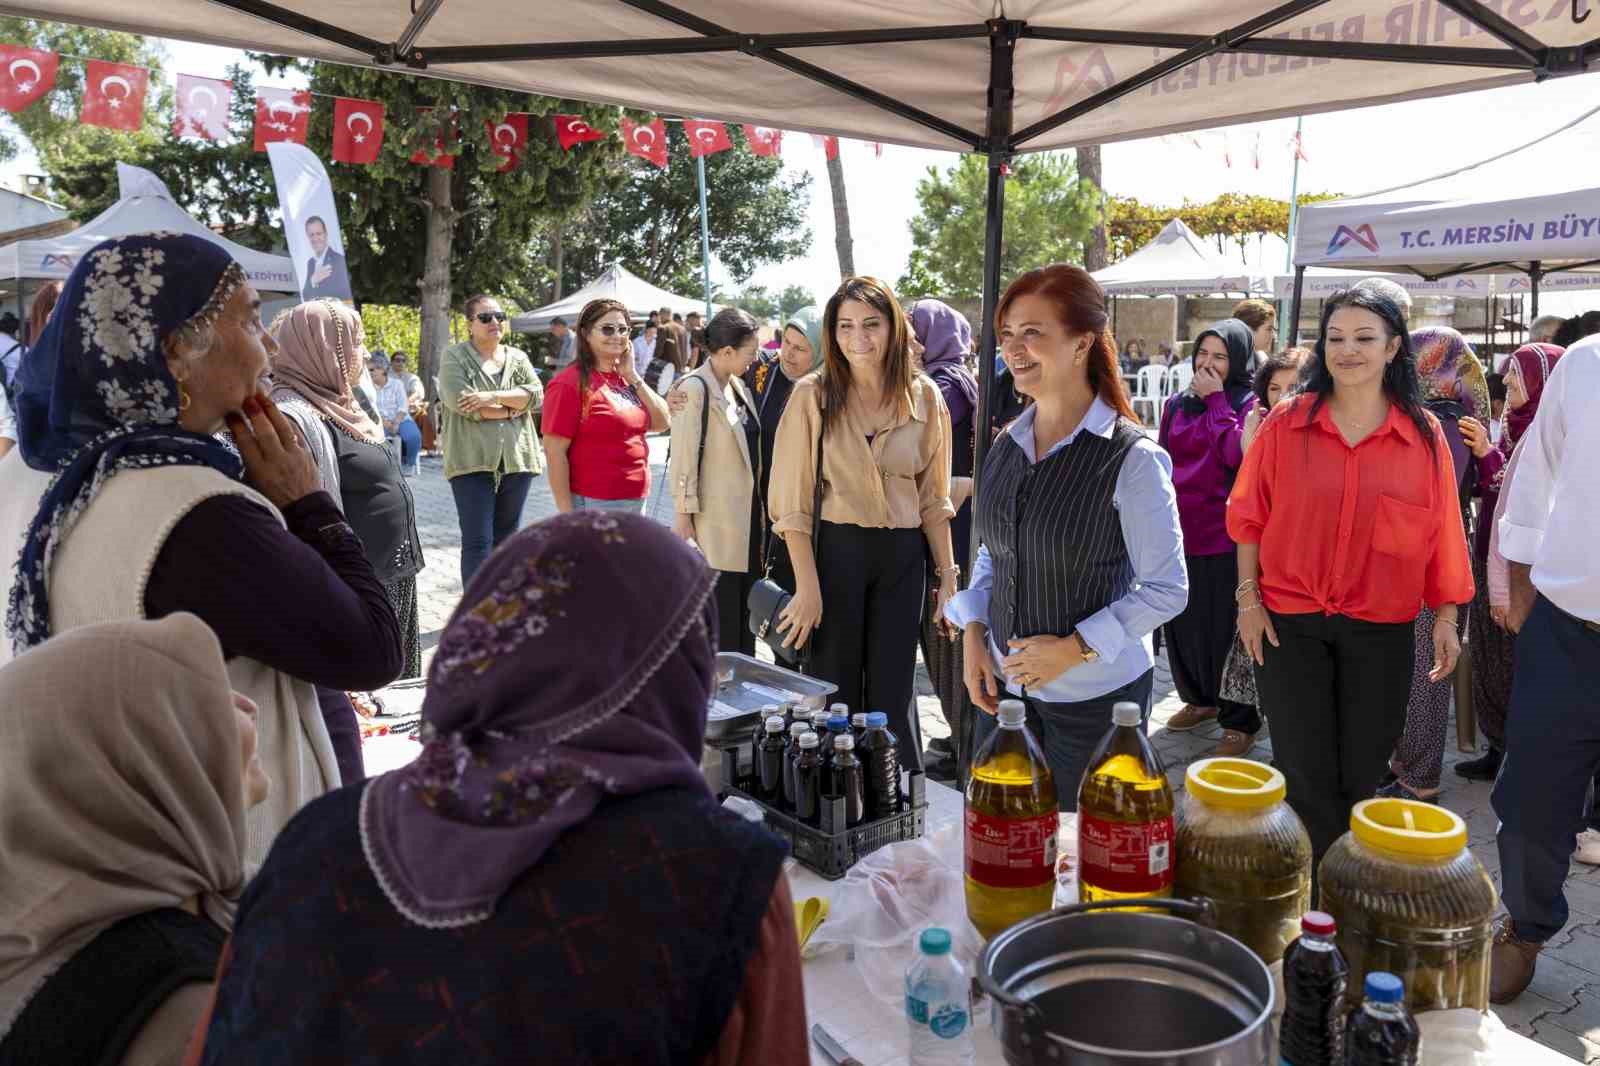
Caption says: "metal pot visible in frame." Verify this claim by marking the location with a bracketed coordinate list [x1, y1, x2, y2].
[976, 898, 1275, 1065]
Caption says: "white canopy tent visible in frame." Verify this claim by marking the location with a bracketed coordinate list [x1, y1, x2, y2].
[0, 190, 299, 292]
[1093, 219, 1265, 297]
[510, 263, 710, 332]
[1270, 268, 1600, 300]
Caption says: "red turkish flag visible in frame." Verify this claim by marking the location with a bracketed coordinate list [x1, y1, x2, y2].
[811, 134, 840, 160]
[254, 87, 309, 151]
[621, 117, 667, 168]
[0, 46, 58, 114]
[684, 120, 731, 158]
[332, 97, 384, 164]
[410, 108, 457, 169]
[173, 74, 231, 141]
[79, 60, 147, 131]
[553, 114, 604, 151]
[485, 113, 528, 172]
[741, 125, 782, 157]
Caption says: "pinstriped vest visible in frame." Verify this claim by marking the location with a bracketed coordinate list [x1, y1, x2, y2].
[976, 422, 1143, 644]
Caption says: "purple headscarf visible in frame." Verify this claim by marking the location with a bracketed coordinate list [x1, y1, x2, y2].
[361, 511, 719, 927]
[911, 299, 979, 426]
[1505, 342, 1564, 444]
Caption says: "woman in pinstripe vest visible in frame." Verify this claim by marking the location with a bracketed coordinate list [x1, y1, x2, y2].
[945, 265, 1188, 809]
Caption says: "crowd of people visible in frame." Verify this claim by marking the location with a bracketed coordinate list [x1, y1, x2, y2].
[0, 227, 1595, 1063]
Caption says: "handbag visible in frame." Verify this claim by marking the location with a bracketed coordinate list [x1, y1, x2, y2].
[748, 415, 824, 667]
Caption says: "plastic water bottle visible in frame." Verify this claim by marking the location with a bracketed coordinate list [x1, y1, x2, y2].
[905, 927, 975, 1066]
[1345, 972, 1421, 1066]
[859, 711, 901, 819]
[1280, 911, 1348, 1066]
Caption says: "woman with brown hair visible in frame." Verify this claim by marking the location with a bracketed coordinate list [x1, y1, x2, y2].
[544, 298, 670, 515]
[769, 277, 956, 767]
[944, 265, 1187, 808]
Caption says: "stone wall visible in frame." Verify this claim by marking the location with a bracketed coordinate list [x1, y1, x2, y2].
[1108, 296, 1177, 356]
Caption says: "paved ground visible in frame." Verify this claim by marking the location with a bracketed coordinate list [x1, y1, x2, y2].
[392, 436, 1600, 1062]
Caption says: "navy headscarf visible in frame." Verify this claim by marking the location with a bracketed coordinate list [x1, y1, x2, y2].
[1180, 318, 1255, 415]
[6, 232, 248, 652]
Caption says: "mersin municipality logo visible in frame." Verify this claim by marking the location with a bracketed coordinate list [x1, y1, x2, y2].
[1326, 224, 1379, 255]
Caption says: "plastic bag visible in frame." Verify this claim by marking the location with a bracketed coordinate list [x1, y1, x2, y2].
[1418, 1007, 1505, 1066]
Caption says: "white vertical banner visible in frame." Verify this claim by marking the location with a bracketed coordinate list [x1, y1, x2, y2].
[267, 141, 354, 303]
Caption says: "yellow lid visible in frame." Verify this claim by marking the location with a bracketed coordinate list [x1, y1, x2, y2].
[1350, 797, 1467, 858]
[1185, 757, 1286, 810]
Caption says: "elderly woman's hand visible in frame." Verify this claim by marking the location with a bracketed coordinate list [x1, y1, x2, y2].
[227, 393, 322, 509]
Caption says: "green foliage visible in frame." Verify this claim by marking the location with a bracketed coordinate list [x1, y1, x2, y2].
[562, 123, 812, 296]
[717, 284, 776, 320]
[776, 284, 817, 319]
[897, 153, 1098, 303]
[1106, 190, 1344, 262]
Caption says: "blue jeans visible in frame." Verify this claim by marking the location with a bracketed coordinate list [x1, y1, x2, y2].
[572, 495, 645, 514]
[1494, 594, 1600, 942]
[450, 471, 534, 585]
[391, 417, 421, 470]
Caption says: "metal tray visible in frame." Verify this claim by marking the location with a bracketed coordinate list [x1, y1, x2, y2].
[705, 652, 837, 740]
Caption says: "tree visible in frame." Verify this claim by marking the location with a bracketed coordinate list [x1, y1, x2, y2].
[1076, 145, 1107, 272]
[825, 150, 854, 279]
[1106, 190, 1343, 262]
[559, 124, 811, 297]
[897, 153, 1098, 302]
[717, 284, 776, 320]
[776, 284, 814, 320]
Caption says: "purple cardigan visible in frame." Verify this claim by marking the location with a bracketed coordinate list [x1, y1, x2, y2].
[1158, 390, 1255, 557]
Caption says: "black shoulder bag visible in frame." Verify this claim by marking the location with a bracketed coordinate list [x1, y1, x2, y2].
[747, 413, 824, 667]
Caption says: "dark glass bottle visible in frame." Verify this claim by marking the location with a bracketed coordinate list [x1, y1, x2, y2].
[823, 715, 850, 776]
[782, 722, 810, 810]
[828, 733, 866, 827]
[1345, 972, 1420, 1066]
[756, 715, 787, 804]
[1280, 911, 1349, 1066]
[858, 711, 900, 819]
[794, 732, 823, 825]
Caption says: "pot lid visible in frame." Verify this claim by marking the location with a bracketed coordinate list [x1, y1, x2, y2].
[1350, 797, 1467, 858]
[1185, 757, 1285, 810]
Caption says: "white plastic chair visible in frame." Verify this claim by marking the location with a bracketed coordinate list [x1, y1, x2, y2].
[1167, 362, 1194, 400]
[1131, 364, 1166, 424]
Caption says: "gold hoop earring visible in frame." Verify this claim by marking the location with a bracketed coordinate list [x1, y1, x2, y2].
[178, 383, 191, 412]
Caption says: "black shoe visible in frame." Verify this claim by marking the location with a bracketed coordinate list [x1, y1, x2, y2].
[1376, 779, 1439, 804]
[1455, 747, 1504, 782]
[922, 750, 958, 783]
[929, 736, 955, 756]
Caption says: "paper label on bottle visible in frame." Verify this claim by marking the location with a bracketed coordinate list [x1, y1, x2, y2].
[1078, 814, 1175, 894]
[964, 809, 1059, 889]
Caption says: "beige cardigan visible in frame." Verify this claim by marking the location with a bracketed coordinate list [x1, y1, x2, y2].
[669, 362, 759, 573]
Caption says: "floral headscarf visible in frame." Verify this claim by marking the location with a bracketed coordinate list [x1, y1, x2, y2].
[6, 233, 247, 653]
[1411, 327, 1490, 425]
[1505, 342, 1564, 445]
[360, 511, 719, 927]
[269, 300, 384, 445]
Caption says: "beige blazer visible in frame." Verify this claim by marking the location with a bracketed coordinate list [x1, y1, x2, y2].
[669, 362, 759, 573]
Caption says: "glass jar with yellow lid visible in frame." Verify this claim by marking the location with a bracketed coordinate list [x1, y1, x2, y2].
[1318, 797, 1497, 1012]
[1175, 757, 1313, 964]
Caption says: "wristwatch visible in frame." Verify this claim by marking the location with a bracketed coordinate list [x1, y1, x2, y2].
[1072, 631, 1100, 663]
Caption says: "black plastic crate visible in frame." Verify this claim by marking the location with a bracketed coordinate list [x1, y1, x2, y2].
[719, 743, 927, 880]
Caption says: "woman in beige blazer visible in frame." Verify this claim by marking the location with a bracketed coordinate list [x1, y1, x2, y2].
[670, 308, 763, 654]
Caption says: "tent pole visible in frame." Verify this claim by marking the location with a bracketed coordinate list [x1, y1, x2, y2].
[1530, 259, 1542, 319]
[1281, 115, 1303, 336]
[1290, 265, 1306, 347]
[696, 155, 713, 319]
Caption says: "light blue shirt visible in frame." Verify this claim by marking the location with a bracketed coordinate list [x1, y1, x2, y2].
[944, 396, 1188, 704]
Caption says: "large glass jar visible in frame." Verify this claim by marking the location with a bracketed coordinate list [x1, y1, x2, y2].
[1318, 798, 1497, 1012]
[1174, 758, 1312, 964]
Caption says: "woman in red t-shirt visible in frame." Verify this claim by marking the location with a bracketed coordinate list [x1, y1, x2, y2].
[1227, 286, 1474, 867]
[543, 299, 671, 513]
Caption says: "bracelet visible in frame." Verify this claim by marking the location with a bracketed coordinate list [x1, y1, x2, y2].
[1234, 580, 1259, 599]
[1238, 603, 1263, 614]
[936, 565, 961, 579]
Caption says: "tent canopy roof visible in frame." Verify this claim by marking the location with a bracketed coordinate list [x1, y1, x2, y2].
[1093, 218, 1264, 296]
[11, 0, 1598, 153]
[510, 263, 710, 333]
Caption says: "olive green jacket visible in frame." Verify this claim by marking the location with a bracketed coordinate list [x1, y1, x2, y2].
[438, 340, 545, 480]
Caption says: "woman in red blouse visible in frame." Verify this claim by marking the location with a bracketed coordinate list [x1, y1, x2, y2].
[1227, 286, 1474, 865]
[543, 299, 671, 513]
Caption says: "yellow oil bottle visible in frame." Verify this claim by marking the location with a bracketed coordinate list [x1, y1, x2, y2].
[1078, 701, 1174, 904]
[965, 700, 1059, 940]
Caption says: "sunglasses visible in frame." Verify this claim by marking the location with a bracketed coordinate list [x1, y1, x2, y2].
[596, 324, 632, 337]
[475, 311, 508, 324]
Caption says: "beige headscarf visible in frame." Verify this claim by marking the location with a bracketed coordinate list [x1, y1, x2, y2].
[269, 300, 385, 445]
[0, 615, 248, 1037]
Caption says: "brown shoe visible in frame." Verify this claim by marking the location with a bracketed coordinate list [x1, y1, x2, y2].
[1490, 918, 1543, 1004]
[1212, 730, 1256, 757]
[1166, 704, 1218, 732]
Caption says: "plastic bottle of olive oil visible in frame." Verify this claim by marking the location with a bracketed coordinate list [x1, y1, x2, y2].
[965, 700, 1059, 940]
[1077, 702, 1175, 904]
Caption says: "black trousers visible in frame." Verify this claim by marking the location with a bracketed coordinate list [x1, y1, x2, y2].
[713, 568, 758, 656]
[1165, 551, 1260, 735]
[808, 522, 926, 770]
[1257, 610, 1414, 868]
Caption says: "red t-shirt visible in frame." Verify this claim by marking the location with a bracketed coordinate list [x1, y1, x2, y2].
[542, 365, 651, 500]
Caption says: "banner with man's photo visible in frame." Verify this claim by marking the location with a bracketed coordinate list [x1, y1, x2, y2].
[267, 141, 354, 304]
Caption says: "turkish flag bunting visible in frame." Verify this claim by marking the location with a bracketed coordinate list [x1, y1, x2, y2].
[485, 113, 528, 172]
[684, 120, 731, 158]
[332, 97, 385, 164]
[410, 108, 457, 169]
[553, 114, 605, 151]
[742, 125, 782, 157]
[812, 134, 840, 160]
[174, 74, 231, 141]
[254, 87, 309, 151]
[621, 117, 667, 168]
[80, 60, 148, 132]
[0, 46, 58, 114]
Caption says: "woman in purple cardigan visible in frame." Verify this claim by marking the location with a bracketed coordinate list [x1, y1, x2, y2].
[1159, 319, 1260, 756]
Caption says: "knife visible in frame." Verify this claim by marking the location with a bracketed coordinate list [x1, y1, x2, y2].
[810, 1023, 865, 1066]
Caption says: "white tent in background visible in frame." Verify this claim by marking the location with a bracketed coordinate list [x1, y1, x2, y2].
[1093, 219, 1265, 297]
[0, 188, 298, 293]
[511, 263, 709, 333]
